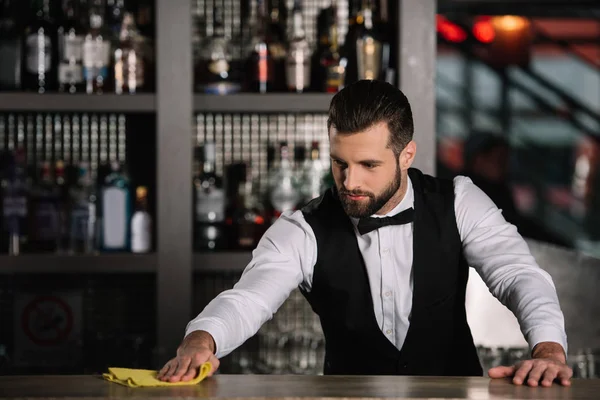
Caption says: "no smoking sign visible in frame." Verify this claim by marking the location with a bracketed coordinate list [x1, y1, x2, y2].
[21, 295, 74, 346]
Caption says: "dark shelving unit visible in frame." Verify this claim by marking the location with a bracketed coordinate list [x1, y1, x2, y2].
[0, 93, 156, 112]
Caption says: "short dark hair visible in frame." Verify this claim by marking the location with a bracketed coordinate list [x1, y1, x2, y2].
[327, 80, 414, 157]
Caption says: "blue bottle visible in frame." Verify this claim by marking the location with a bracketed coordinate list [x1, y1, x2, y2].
[100, 161, 131, 252]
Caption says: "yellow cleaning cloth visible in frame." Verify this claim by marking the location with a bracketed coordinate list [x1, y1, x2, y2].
[102, 362, 212, 387]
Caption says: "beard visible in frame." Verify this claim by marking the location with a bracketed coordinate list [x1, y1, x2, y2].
[337, 165, 402, 218]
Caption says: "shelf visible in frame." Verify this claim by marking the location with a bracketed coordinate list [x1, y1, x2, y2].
[194, 93, 334, 113]
[0, 254, 156, 274]
[194, 252, 251, 273]
[0, 93, 156, 112]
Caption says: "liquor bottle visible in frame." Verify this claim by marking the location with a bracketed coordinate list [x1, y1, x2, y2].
[105, 0, 125, 37]
[193, 142, 226, 251]
[285, 0, 311, 93]
[300, 141, 326, 203]
[83, 0, 113, 94]
[28, 161, 61, 253]
[320, 7, 346, 93]
[114, 12, 148, 94]
[54, 159, 69, 252]
[0, 0, 22, 90]
[58, 0, 85, 93]
[267, 0, 287, 92]
[344, 0, 383, 84]
[68, 162, 93, 253]
[22, 0, 59, 93]
[244, 0, 276, 93]
[268, 141, 301, 221]
[2, 149, 29, 255]
[130, 185, 151, 253]
[225, 163, 266, 250]
[100, 161, 131, 252]
[355, 0, 382, 81]
[195, 6, 241, 95]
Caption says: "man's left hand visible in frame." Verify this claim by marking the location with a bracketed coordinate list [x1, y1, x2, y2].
[488, 342, 573, 387]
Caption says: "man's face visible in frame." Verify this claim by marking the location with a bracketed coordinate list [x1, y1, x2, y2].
[330, 122, 404, 218]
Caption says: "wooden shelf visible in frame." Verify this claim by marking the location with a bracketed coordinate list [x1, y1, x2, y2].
[0, 93, 156, 112]
[194, 93, 334, 113]
[194, 252, 251, 273]
[0, 254, 156, 274]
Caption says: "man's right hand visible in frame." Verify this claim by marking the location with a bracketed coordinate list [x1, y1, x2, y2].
[156, 330, 220, 382]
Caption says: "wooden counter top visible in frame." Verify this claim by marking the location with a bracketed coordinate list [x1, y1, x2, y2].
[0, 374, 598, 399]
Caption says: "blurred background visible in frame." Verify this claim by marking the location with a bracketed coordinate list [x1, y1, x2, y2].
[0, 0, 598, 380]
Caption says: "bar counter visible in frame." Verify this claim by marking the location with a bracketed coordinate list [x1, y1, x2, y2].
[1, 374, 599, 399]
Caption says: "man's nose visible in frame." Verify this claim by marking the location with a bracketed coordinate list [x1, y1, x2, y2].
[343, 168, 361, 191]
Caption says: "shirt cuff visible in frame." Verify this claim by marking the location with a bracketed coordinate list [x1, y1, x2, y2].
[526, 326, 568, 356]
[185, 319, 228, 359]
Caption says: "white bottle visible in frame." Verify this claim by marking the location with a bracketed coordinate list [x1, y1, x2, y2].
[131, 186, 152, 253]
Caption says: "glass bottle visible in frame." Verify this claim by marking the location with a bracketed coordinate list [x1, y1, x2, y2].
[68, 162, 92, 253]
[130, 185, 151, 253]
[285, 0, 311, 93]
[268, 141, 301, 221]
[0, 0, 22, 90]
[300, 141, 326, 203]
[100, 161, 131, 252]
[114, 11, 147, 94]
[83, 0, 112, 94]
[320, 8, 346, 93]
[245, 0, 276, 93]
[22, 0, 59, 93]
[58, 0, 85, 93]
[226, 163, 266, 251]
[193, 142, 226, 251]
[28, 161, 61, 253]
[195, 6, 241, 95]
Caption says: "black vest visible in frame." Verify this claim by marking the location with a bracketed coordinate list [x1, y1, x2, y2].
[300, 168, 483, 376]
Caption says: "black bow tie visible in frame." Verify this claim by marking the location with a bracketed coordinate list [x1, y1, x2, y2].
[356, 207, 415, 235]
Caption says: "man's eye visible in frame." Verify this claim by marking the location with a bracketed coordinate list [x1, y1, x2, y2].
[363, 163, 376, 169]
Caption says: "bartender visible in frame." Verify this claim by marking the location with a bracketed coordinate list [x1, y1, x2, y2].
[158, 80, 572, 387]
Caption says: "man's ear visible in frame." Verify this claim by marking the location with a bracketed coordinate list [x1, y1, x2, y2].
[399, 141, 417, 170]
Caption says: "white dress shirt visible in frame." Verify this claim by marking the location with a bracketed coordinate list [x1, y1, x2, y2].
[186, 175, 568, 359]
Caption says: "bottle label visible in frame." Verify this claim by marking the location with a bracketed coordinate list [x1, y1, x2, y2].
[196, 187, 225, 222]
[34, 202, 60, 241]
[26, 33, 52, 74]
[70, 204, 89, 241]
[83, 66, 108, 80]
[131, 212, 151, 253]
[59, 63, 84, 84]
[356, 37, 382, 80]
[63, 35, 84, 61]
[286, 58, 310, 91]
[102, 187, 128, 249]
[3, 195, 27, 217]
[83, 40, 110, 68]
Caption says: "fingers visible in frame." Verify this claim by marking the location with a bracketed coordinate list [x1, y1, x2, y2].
[169, 356, 192, 382]
[488, 365, 516, 379]
[156, 360, 172, 380]
[513, 361, 533, 385]
[526, 363, 547, 387]
[207, 354, 221, 376]
[557, 365, 573, 386]
[541, 367, 559, 387]
[181, 354, 203, 382]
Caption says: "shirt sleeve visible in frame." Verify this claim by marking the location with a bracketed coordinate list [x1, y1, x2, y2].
[453, 175, 568, 354]
[184, 210, 318, 358]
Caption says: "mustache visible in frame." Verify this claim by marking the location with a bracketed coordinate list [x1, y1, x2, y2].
[339, 188, 374, 197]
